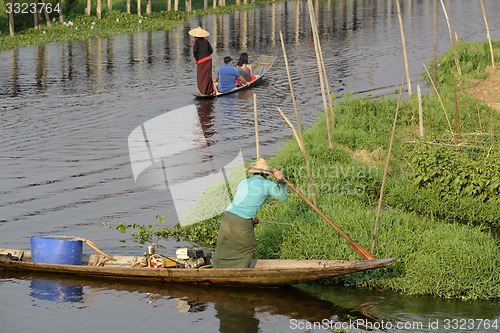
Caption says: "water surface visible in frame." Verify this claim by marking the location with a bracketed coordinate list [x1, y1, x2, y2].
[1, 0, 499, 332]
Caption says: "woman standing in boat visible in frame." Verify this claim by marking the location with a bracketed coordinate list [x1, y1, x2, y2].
[213, 159, 288, 268]
[189, 26, 215, 95]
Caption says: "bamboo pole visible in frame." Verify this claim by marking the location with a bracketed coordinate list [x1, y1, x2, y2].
[40, 0, 51, 27]
[433, 0, 438, 84]
[423, 63, 453, 132]
[276, 107, 305, 153]
[307, 0, 335, 128]
[371, 76, 405, 255]
[490, 109, 493, 140]
[439, 0, 462, 76]
[282, 178, 375, 260]
[8, 0, 14, 36]
[477, 101, 483, 132]
[307, 0, 333, 149]
[97, 0, 102, 19]
[58, 0, 64, 23]
[279, 32, 317, 205]
[253, 93, 260, 159]
[276, 107, 318, 205]
[34, 0, 39, 29]
[454, 82, 461, 145]
[417, 84, 424, 137]
[479, 0, 495, 69]
[395, 0, 412, 97]
[279, 32, 303, 145]
[85, 0, 91, 16]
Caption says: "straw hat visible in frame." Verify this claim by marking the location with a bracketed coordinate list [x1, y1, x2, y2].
[246, 158, 272, 175]
[188, 27, 209, 38]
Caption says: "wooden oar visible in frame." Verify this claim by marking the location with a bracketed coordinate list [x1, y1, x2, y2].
[282, 178, 375, 260]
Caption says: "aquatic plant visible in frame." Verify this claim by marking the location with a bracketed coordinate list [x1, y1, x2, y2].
[0, 0, 261, 51]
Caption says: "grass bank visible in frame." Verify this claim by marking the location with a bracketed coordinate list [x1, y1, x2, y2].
[144, 40, 499, 301]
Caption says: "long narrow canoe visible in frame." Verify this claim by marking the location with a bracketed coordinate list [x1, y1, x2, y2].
[0, 248, 396, 287]
[193, 55, 277, 99]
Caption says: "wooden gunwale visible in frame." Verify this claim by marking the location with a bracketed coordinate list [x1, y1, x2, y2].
[0, 248, 395, 287]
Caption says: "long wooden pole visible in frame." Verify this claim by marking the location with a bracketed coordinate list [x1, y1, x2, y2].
[8, 0, 14, 36]
[423, 63, 453, 132]
[279, 32, 317, 205]
[282, 178, 375, 260]
[479, 0, 495, 69]
[279, 32, 303, 144]
[307, 0, 335, 128]
[439, 0, 462, 76]
[395, 0, 412, 97]
[307, 0, 333, 149]
[253, 93, 260, 159]
[371, 76, 405, 255]
[276, 106, 318, 205]
[433, 0, 438, 84]
[276, 107, 305, 153]
[417, 84, 424, 137]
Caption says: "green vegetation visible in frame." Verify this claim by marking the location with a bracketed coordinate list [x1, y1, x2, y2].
[124, 40, 499, 301]
[0, 0, 258, 51]
[6, 0, 497, 301]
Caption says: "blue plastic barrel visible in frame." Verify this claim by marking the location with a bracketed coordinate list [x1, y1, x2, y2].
[31, 235, 83, 265]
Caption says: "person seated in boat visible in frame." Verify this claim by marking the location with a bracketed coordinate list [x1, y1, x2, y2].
[214, 56, 250, 93]
[213, 158, 288, 268]
[236, 53, 257, 83]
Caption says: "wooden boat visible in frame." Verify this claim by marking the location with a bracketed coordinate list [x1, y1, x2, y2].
[0, 248, 395, 287]
[193, 55, 277, 98]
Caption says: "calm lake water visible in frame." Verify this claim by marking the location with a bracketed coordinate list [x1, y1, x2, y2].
[1, 0, 499, 332]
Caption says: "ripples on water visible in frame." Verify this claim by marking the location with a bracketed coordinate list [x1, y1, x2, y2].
[0, 0, 499, 332]
[3, 0, 497, 246]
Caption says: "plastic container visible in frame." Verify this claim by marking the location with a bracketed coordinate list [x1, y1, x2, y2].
[31, 235, 83, 265]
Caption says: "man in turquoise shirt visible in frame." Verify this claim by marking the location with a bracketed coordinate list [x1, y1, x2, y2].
[213, 158, 288, 268]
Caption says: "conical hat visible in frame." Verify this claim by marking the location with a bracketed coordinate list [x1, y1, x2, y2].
[246, 158, 272, 175]
[189, 27, 209, 38]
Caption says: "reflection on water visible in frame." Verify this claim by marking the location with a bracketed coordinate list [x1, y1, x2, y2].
[1, 270, 498, 333]
[5, 0, 499, 99]
[3, 270, 377, 332]
[30, 279, 84, 304]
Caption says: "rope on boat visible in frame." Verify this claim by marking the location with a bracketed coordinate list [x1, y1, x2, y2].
[131, 260, 142, 268]
[71, 237, 113, 259]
